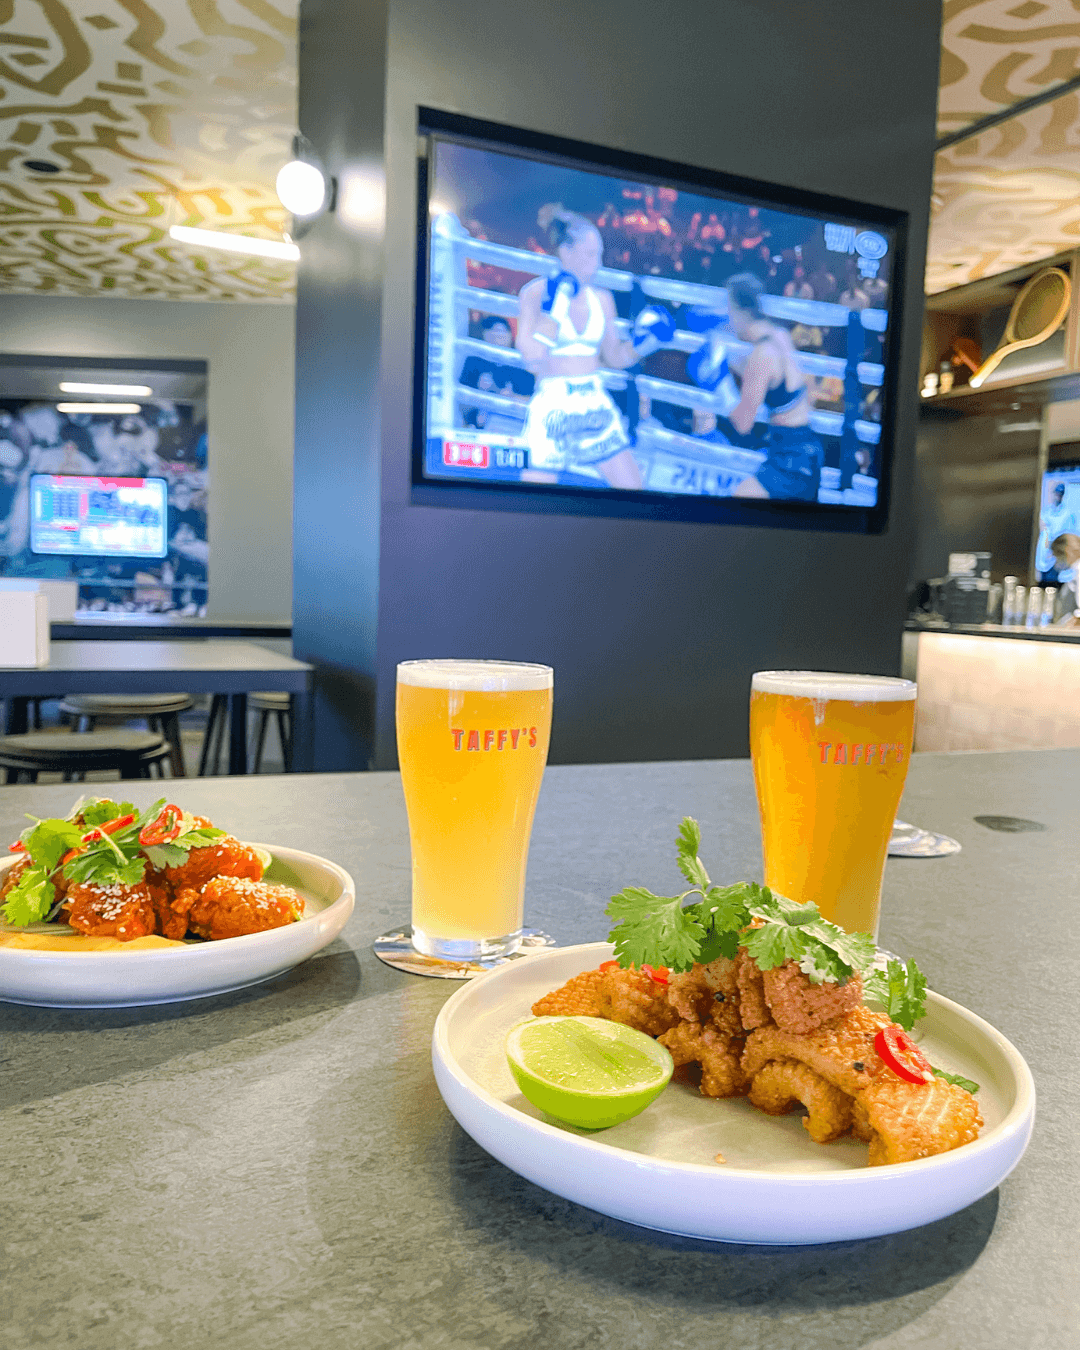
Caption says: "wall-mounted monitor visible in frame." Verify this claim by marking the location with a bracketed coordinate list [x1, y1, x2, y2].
[413, 109, 908, 533]
[1035, 462, 1080, 580]
[30, 475, 168, 559]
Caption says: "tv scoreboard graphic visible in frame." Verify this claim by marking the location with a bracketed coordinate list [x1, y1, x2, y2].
[30, 475, 168, 559]
[426, 213, 885, 507]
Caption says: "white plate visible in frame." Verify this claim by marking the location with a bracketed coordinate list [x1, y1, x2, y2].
[0, 844, 354, 1008]
[432, 942, 1036, 1245]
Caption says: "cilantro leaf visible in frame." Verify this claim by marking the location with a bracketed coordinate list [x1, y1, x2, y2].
[79, 799, 135, 828]
[62, 846, 146, 889]
[740, 920, 809, 971]
[20, 819, 84, 873]
[141, 843, 189, 870]
[931, 1067, 979, 1095]
[863, 958, 928, 1031]
[2, 865, 55, 926]
[675, 818, 710, 889]
[605, 886, 705, 972]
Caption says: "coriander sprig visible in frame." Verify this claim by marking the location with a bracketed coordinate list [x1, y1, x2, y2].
[605, 817, 886, 989]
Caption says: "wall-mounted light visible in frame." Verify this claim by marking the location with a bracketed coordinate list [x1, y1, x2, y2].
[168, 225, 300, 261]
[57, 402, 142, 414]
[59, 382, 152, 396]
[276, 134, 336, 238]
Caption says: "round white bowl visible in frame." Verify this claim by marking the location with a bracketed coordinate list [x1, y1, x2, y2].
[0, 843, 354, 1008]
[433, 942, 1036, 1245]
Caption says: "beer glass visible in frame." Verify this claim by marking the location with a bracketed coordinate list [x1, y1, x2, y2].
[750, 671, 916, 937]
[396, 659, 553, 961]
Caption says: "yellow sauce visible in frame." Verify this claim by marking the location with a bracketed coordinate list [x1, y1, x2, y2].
[0, 932, 185, 952]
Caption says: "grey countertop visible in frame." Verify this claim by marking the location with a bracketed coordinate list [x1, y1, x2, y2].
[2, 751, 1077, 1350]
[906, 619, 1080, 645]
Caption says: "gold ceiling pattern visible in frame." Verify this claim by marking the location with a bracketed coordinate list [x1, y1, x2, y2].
[0, 0, 298, 301]
[931, 0, 1080, 292]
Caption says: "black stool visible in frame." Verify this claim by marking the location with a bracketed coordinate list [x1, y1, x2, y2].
[199, 692, 292, 775]
[60, 693, 192, 777]
[251, 691, 292, 773]
[0, 731, 172, 784]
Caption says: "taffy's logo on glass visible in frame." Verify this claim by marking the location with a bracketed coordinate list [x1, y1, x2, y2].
[817, 742, 906, 766]
[451, 727, 539, 751]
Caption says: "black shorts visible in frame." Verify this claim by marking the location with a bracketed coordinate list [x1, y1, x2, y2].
[756, 426, 824, 502]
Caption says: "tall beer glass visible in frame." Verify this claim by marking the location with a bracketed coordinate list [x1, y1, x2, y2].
[750, 671, 916, 937]
[396, 659, 553, 961]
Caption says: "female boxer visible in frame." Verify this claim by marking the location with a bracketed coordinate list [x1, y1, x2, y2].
[516, 204, 674, 489]
[689, 272, 824, 502]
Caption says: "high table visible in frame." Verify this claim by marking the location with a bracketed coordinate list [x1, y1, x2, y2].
[0, 641, 313, 774]
[2, 751, 1075, 1349]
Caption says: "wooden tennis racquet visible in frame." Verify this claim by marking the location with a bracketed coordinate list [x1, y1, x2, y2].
[969, 266, 1072, 388]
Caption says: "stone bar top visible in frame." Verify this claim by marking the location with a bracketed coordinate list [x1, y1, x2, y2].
[2, 751, 1076, 1349]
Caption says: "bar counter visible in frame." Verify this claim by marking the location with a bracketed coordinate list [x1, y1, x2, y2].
[3, 752, 1076, 1349]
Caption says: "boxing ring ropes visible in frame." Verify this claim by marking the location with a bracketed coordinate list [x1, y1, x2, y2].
[427, 213, 885, 501]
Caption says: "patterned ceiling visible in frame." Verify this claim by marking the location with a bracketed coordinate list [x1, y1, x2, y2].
[1, 2, 1077, 302]
[931, 0, 1080, 293]
[0, 0, 297, 301]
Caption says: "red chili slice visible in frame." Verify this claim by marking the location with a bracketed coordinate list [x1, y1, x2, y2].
[874, 1026, 933, 1085]
[9, 840, 26, 853]
[84, 813, 135, 843]
[139, 805, 183, 847]
[598, 960, 620, 973]
[641, 964, 670, 986]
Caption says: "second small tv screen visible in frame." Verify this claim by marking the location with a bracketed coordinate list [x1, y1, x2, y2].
[418, 126, 902, 523]
[30, 475, 168, 559]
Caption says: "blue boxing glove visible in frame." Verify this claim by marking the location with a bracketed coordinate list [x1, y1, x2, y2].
[686, 336, 741, 417]
[541, 270, 579, 316]
[631, 304, 675, 358]
[684, 305, 723, 333]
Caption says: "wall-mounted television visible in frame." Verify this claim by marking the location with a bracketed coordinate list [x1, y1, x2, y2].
[412, 110, 908, 533]
[30, 475, 168, 559]
[1035, 462, 1080, 581]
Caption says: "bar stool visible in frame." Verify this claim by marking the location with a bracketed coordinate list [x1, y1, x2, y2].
[251, 691, 292, 773]
[0, 731, 171, 784]
[59, 693, 192, 777]
[199, 694, 229, 776]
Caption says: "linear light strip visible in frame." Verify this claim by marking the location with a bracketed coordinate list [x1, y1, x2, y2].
[57, 402, 142, 414]
[168, 225, 300, 261]
[59, 382, 152, 396]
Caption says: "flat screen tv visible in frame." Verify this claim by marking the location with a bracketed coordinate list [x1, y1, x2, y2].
[30, 475, 168, 559]
[1035, 462, 1080, 580]
[412, 109, 908, 532]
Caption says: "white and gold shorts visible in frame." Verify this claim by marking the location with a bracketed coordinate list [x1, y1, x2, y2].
[523, 374, 630, 471]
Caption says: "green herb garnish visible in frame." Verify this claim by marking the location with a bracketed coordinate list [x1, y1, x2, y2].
[863, 958, 928, 1032]
[605, 817, 898, 994]
[931, 1066, 980, 1095]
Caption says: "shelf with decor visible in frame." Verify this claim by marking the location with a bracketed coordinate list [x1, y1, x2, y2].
[920, 249, 1080, 407]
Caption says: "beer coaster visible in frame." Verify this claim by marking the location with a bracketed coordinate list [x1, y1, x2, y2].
[889, 820, 962, 858]
[372, 925, 557, 979]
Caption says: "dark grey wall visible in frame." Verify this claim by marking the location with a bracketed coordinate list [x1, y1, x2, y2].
[297, 0, 943, 770]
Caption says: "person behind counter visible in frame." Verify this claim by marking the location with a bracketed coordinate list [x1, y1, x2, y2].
[1050, 533, 1080, 624]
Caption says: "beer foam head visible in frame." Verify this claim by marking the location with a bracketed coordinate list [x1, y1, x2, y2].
[751, 671, 916, 701]
[397, 659, 553, 691]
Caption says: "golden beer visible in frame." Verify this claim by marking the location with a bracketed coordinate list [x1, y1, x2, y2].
[396, 660, 553, 959]
[750, 671, 916, 936]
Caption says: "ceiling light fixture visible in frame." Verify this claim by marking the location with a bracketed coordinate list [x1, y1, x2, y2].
[57, 402, 142, 414]
[59, 382, 152, 396]
[168, 225, 300, 261]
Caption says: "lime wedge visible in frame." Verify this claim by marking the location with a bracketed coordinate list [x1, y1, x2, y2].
[251, 846, 273, 872]
[505, 1016, 673, 1130]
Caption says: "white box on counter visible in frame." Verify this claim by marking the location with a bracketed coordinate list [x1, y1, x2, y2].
[0, 588, 50, 667]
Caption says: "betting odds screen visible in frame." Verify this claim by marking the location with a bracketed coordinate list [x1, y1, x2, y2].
[30, 475, 168, 559]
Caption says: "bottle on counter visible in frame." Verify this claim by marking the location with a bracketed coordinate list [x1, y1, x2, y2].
[1013, 584, 1027, 626]
[987, 582, 1003, 623]
[1002, 576, 1019, 624]
[1041, 587, 1057, 627]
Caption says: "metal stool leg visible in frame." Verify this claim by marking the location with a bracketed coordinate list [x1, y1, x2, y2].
[252, 711, 271, 774]
[153, 712, 186, 778]
[276, 709, 292, 772]
[199, 695, 226, 776]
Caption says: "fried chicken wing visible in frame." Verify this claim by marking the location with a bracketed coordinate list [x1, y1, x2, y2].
[747, 1058, 854, 1143]
[531, 968, 606, 1018]
[64, 880, 157, 941]
[658, 1019, 748, 1098]
[858, 1072, 983, 1166]
[735, 949, 773, 1030]
[761, 961, 864, 1036]
[186, 876, 303, 940]
[161, 835, 263, 893]
[1, 856, 31, 899]
[742, 1004, 890, 1098]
